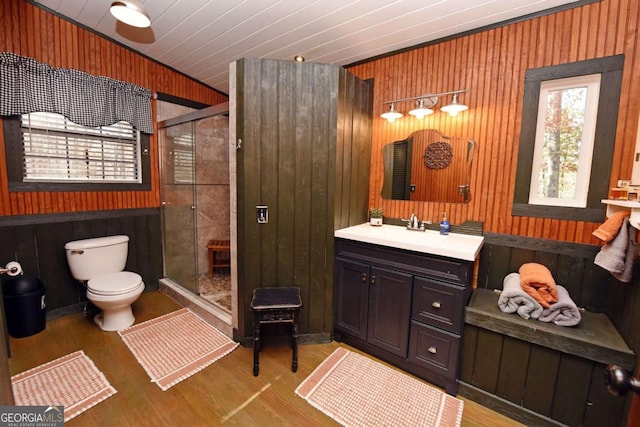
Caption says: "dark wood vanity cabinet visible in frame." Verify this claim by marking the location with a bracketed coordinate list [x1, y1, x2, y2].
[333, 238, 473, 394]
[334, 258, 412, 358]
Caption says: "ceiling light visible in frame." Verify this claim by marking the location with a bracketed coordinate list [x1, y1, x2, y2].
[408, 98, 436, 119]
[294, 55, 305, 62]
[440, 93, 468, 117]
[381, 103, 403, 123]
[110, 0, 151, 28]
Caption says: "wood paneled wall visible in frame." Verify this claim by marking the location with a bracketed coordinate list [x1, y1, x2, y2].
[347, 0, 640, 245]
[234, 59, 372, 340]
[477, 233, 612, 311]
[0, 209, 163, 315]
[0, 0, 228, 217]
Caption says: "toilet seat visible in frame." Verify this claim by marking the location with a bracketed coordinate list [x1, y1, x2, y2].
[88, 271, 143, 296]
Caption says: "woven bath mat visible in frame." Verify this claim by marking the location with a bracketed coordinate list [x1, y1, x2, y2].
[296, 347, 464, 427]
[119, 308, 238, 390]
[11, 350, 117, 422]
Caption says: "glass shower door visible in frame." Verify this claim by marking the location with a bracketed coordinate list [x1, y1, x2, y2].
[159, 122, 198, 294]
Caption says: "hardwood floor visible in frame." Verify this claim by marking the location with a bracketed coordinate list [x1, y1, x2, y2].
[7, 291, 523, 426]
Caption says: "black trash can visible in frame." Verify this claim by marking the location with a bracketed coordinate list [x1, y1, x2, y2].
[2, 275, 46, 338]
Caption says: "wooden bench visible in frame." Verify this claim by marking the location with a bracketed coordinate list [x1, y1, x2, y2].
[459, 233, 636, 427]
[466, 289, 634, 369]
[206, 239, 230, 278]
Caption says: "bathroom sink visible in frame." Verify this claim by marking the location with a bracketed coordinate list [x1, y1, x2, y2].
[334, 223, 483, 261]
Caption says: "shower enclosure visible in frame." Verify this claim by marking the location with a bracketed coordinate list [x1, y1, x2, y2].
[157, 103, 231, 314]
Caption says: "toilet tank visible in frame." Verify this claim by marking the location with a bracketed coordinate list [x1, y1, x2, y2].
[65, 235, 129, 281]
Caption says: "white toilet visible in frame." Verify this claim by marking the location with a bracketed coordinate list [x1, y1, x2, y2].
[65, 235, 145, 331]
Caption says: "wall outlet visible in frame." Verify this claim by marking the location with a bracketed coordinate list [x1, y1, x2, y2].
[256, 206, 268, 223]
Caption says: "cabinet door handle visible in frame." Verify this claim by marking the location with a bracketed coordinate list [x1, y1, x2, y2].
[362, 274, 368, 283]
[432, 301, 441, 309]
[428, 346, 437, 354]
[370, 275, 376, 285]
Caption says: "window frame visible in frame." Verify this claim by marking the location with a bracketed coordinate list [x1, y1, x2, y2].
[512, 55, 624, 222]
[528, 74, 601, 208]
[3, 115, 151, 192]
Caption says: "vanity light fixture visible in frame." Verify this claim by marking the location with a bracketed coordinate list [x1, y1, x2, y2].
[380, 103, 403, 123]
[382, 90, 468, 122]
[110, 0, 151, 28]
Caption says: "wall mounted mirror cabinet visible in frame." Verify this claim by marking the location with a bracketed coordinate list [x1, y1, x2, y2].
[381, 129, 476, 203]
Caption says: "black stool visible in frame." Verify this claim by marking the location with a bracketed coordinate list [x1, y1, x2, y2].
[250, 287, 302, 376]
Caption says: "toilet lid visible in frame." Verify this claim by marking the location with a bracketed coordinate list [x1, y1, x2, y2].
[88, 271, 143, 295]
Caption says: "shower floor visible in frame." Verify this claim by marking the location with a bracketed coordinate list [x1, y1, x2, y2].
[199, 272, 231, 313]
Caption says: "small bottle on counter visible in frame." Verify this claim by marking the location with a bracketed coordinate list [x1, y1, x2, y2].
[440, 212, 450, 235]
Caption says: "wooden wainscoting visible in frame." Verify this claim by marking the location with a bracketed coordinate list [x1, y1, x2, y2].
[460, 233, 636, 427]
[0, 208, 163, 316]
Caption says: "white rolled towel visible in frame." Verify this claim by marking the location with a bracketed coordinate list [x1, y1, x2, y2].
[497, 272, 543, 320]
[538, 285, 582, 326]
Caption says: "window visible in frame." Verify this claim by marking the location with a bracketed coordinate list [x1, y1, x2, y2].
[172, 133, 194, 184]
[4, 114, 151, 192]
[513, 55, 624, 222]
[21, 112, 141, 183]
[1, 53, 153, 192]
[528, 74, 600, 208]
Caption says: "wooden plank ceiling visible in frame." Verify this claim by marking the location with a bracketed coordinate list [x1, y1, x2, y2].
[33, 0, 579, 94]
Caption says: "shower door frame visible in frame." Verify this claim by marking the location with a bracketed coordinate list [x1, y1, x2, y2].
[158, 102, 230, 297]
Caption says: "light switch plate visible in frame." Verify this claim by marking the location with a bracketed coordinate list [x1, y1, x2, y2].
[256, 205, 268, 223]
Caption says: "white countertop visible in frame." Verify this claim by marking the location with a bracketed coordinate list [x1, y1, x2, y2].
[334, 223, 484, 261]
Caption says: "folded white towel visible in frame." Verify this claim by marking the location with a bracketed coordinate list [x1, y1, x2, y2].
[538, 285, 582, 326]
[497, 272, 543, 320]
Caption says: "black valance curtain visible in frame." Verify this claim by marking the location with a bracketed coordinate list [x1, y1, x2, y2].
[0, 52, 153, 134]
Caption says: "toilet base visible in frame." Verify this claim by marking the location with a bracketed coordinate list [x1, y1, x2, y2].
[87, 282, 144, 331]
[94, 306, 135, 331]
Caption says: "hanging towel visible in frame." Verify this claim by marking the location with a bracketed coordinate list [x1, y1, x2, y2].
[538, 285, 582, 326]
[594, 218, 628, 274]
[593, 210, 630, 242]
[497, 272, 543, 319]
[595, 218, 636, 283]
[613, 222, 636, 283]
[519, 263, 558, 309]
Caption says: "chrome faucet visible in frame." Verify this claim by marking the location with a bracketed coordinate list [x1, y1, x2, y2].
[406, 213, 425, 231]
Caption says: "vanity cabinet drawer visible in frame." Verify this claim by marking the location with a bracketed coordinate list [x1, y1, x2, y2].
[412, 277, 465, 334]
[409, 322, 460, 380]
[336, 239, 473, 285]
